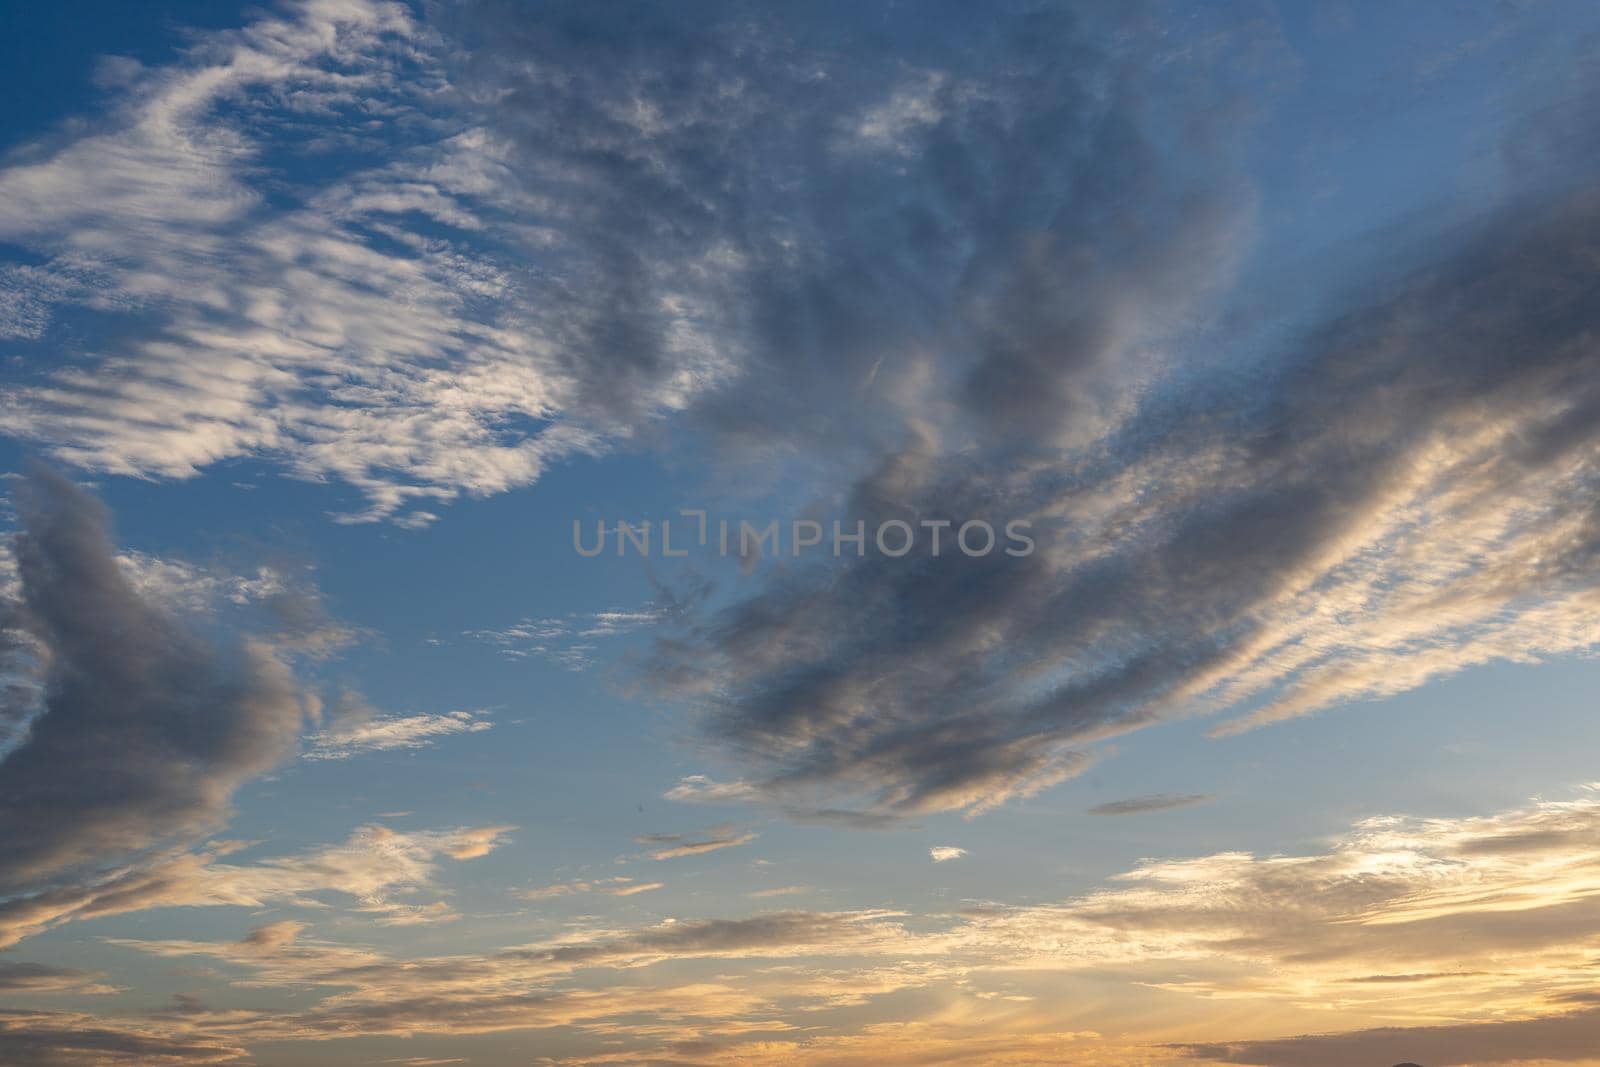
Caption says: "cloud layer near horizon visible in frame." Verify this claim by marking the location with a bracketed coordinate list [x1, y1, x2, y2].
[9, 785, 1600, 1064]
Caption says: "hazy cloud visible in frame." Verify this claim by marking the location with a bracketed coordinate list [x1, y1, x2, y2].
[1087, 794, 1215, 816]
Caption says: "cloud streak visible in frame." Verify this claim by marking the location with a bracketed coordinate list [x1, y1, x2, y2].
[0, 821, 514, 948]
[1087, 794, 1215, 816]
[636, 825, 759, 861]
[516, 877, 664, 901]
[303, 700, 492, 760]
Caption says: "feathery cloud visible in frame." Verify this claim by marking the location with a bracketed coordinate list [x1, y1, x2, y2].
[303, 698, 492, 760]
[637, 824, 759, 861]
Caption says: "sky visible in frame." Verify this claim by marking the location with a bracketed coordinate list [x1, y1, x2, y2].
[1, 1, 1600, 1064]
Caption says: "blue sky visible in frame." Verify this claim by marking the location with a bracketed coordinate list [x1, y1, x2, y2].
[3, 2, 1600, 1065]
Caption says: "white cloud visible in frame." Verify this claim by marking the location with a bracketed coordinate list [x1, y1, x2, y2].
[464, 606, 667, 670]
[303, 709, 492, 760]
[928, 846, 967, 863]
[0, 0, 733, 525]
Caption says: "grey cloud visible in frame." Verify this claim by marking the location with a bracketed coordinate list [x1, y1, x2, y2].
[649, 146, 1600, 816]
[0, 466, 306, 894]
[0, 1012, 243, 1066]
[1340, 972, 1490, 984]
[1088, 793, 1215, 816]
[451, 0, 1258, 463]
[0, 0, 1262, 540]
[1175, 1007, 1600, 1066]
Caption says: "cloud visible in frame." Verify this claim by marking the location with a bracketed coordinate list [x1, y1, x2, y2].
[17, 0, 1593, 831]
[103, 909, 925, 1050]
[749, 886, 810, 899]
[516, 877, 664, 901]
[928, 847, 967, 863]
[0, 962, 119, 996]
[21, 784, 1592, 1062]
[302, 696, 492, 760]
[112, 553, 287, 615]
[0, 822, 514, 948]
[464, 606, 667, 670]
[1174, 1008, 1600, 1066]
[0, 466, 306, 894]
[1087, 794, 1215, 816]
[0, 0, 607, 525]
[650, 135, 1600, 817]
[0, 0, 1266, 533]
[941, 784, 1600, 1041]
[0, 1012, 245, 1066]
[442, 826, 516, 860]
[637, 825, 759, 861]
[0, 0, 1594, 843]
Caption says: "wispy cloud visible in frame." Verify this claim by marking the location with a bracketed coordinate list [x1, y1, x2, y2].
[0, 961, 120, 996]
[0, 822, 514, 949]
[637, 825, 759, 861]
[928, 847, 967, 863]
[303, 703, 492, 760]
[464, 606, 667, 670]
[516, 876, 664, 901]
[749, 886, 810, 899]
